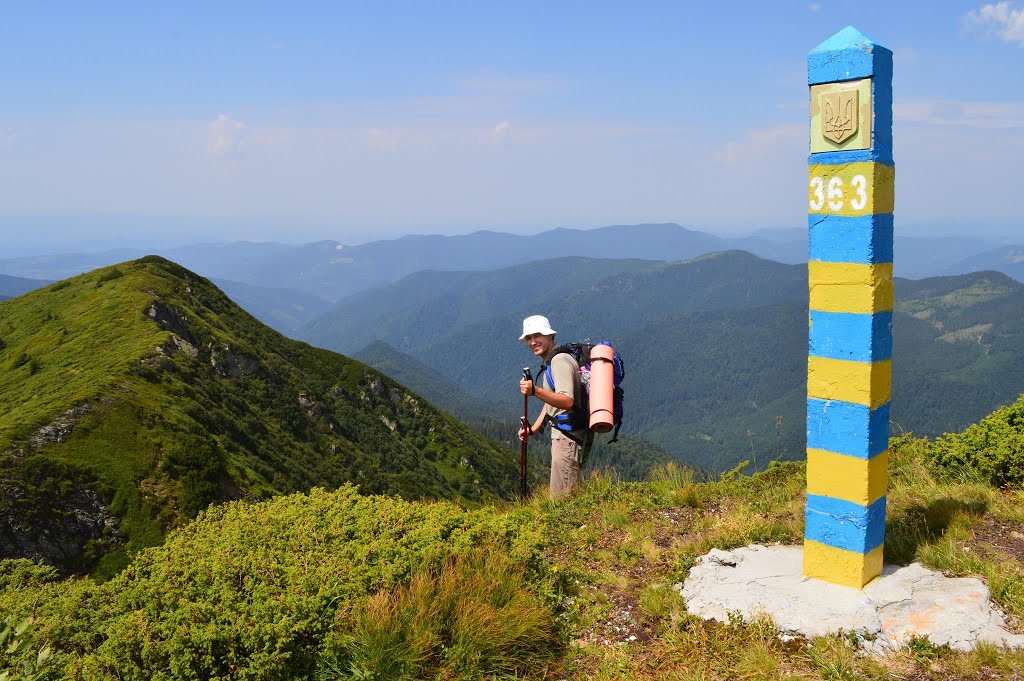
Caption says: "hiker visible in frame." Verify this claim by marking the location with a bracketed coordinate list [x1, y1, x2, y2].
[518, 315, 586, 498]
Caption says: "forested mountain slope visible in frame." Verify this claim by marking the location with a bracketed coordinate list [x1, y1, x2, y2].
[302, 251, 1024, 473]
[303, 251, 807, 355]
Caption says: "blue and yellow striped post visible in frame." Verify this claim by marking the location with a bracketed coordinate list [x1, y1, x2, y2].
[804, 27, 894, 589]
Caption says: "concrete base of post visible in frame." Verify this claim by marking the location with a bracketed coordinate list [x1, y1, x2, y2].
[681, 544, 1024, 654]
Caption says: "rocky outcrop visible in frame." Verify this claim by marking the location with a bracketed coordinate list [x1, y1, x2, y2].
[210, 344, 262, 379]
[0, 477, 121, 574]
[298, 394, 322, 418]
[163, 334, 199, 358]
[0, 399, 124, 573]
[29, 403, 92, 448]
[2, 402, 99, 460]
[147, 300, 195, 345]
[363, 377, 408, 406]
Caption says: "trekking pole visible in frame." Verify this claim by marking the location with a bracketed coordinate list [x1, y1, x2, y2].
[520, 367, 532, 499]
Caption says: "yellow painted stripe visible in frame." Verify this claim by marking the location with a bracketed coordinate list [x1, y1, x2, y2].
[807, 356, 891, 408]
[808, 261, 894, 313]
[808, 162, 895, 216]
[803, 540, 883, 588]
[806, 448, 888, 506]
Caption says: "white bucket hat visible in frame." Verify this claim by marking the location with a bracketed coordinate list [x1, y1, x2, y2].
[519, 315, 557, 341]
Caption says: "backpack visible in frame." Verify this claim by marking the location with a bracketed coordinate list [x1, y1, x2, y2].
[542, 341, 625, 455]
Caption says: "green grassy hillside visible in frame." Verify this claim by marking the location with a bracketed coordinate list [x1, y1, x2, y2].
[0, 257, 520, 576]
[2, 395, 1022, 680]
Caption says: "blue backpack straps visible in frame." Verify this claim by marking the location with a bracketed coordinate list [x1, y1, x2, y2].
[542, 348, 589, 437]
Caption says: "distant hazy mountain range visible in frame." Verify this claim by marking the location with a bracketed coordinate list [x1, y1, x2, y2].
[2, 223, 1020, 311]
[947, 245, 1024, 281]
[0, 274, 50, 301]
[209, 278, 333, 335]
[300, 250, 1024, 473]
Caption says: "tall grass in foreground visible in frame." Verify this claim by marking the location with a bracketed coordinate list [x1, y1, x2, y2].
[320, 549, 561, 680]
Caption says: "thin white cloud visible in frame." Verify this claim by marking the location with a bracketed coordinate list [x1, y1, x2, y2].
[457, 75, 563, 94]
[895, 98, 1024, 128]
[965, 2, 1024, 45]
[366, 128, 400, 153]
[808, 3, 822, 11]
[207, 114, 246, 158]
[493, 121, 510, 139]
[892, 46, 920, 63]
[0, 125, 17, 150]
[715, 124, 804, 168]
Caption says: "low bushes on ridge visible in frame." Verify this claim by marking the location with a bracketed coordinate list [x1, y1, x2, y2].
[0, 485, 559, 680]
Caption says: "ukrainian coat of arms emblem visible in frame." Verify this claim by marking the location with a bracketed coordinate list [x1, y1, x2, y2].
[821, 90, 858, 144]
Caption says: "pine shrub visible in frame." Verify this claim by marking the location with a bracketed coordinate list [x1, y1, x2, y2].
[924, 395, 1024, 486]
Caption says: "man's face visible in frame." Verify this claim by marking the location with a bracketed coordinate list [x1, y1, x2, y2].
[523, 333, 555, 358]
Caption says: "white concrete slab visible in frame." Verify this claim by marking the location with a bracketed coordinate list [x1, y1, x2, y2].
[678, 545, 1024, 654]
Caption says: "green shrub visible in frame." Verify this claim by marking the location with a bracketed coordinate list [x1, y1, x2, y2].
[924, 395, 1024, 486]
[0, 561, 59, 593]
[94, 268, 124, 287]
[165, 433, 228, 517]
[1, 486, 548, 680]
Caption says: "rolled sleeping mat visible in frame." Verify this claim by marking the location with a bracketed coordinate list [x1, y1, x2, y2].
[588, 343, 615, 433]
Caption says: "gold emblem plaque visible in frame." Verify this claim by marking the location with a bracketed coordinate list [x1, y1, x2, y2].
[822, 90, 858, 143]
[810, 78, 872, 153]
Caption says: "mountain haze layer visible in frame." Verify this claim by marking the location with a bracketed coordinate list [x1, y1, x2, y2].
[3, 225, 1022, 340]
[0, 274, 49, 301]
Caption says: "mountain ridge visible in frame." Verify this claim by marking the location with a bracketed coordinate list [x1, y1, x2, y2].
[0, 257, 519, 575]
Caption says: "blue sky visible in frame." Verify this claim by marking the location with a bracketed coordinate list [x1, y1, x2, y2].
[1, 1, 1022, 254]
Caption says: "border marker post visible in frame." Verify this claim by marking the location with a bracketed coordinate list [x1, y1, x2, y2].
[804, 26, 894, 589]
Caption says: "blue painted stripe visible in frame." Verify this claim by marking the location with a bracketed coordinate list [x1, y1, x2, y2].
[808, 27, 892, 85]
[809, 311, 892, 362]
[809, 213, 894, 264]
[807, 399, 890, 459]
[805, 494, 886, 553]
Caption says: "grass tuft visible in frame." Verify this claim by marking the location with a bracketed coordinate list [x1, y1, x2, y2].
[324, 548, 561, 680]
